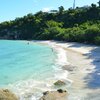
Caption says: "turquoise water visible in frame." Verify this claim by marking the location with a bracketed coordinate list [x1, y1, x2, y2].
[0, 40, 56, 87]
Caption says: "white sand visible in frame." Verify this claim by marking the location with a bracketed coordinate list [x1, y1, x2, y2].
[32, 40, 100, 99]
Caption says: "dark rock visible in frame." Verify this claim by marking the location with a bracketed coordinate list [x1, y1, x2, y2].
[57, 89, 67, 93]
[54, 80, 66, 86]
[43, 91, 49, 95]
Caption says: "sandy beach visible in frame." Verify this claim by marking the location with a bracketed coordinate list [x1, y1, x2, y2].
[34, 40, 100, 100]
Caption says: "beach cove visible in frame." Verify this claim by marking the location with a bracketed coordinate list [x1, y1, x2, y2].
[0, 40, 100, 100]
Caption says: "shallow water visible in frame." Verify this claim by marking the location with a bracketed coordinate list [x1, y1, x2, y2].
[0, 40, 57, 86]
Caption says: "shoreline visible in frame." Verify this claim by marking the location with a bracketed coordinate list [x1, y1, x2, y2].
[34, 40, 100, 99]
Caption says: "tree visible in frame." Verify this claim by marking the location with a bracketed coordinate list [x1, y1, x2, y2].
[58, 6, 64, 14]
[91, 3, 97, 8]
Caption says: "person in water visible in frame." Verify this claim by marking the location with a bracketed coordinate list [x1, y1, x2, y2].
[51, 48, 53, 52]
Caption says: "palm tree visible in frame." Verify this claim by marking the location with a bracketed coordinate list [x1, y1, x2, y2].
[73, 0, 76, 9]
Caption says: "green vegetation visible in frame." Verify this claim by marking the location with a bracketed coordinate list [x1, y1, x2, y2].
[0, 2, 100, 45]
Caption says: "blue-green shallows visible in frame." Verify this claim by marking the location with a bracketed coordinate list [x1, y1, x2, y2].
[0, 40, 56, 87]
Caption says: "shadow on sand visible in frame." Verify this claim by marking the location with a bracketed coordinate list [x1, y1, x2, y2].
[67, 42, 100, 89]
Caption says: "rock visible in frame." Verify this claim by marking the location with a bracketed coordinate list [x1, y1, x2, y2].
[40, 89, 68, 100]
[0, 89, 18, 100]
[43, 91, 49, 95]
[54, 80, 66, 86]
[63, 65, 76, 72]
[57, 89, 66, 93]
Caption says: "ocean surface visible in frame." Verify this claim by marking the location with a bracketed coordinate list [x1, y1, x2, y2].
[0, 40, 68, 99]
[0, 40, 56, 85]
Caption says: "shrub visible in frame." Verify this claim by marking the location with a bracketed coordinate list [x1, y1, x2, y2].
[94, 36, 100, 45]
[84, 26, 100, 43]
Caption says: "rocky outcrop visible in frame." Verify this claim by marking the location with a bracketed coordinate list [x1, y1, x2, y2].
[40, 89, 68, 100]
[54, 80, 66, 86]
[0, 89, 18, 100]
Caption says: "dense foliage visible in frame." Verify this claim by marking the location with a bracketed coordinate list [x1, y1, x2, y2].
[0, 1, 100, 45]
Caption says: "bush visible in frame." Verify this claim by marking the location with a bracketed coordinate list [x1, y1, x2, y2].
[94, 36, 100, 45]
[84, 26, 100, 43]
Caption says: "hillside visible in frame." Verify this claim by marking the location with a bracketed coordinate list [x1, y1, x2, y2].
[0, 2, 100, 45]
